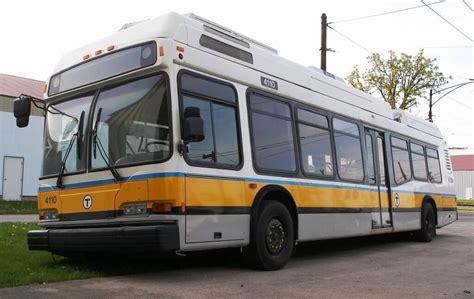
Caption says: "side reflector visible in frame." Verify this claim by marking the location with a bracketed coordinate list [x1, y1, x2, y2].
[95, 49, 102, 56]
[159, 46, 164, 57]
[249, 183, 257, 189]
[176, 46, 185, 52]
[107, 45, 115, 51]
[83, 54, 90, 60]
[181, 202, 186, 214]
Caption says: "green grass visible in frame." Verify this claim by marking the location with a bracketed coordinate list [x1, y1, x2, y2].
[0, 222, 190, 288]
[0, 200, 37, 215]
[0, 223, 103, 287]
[457, 199, 474, 206]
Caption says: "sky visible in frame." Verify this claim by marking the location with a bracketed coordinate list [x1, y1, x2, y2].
[1, 0, 472, 148]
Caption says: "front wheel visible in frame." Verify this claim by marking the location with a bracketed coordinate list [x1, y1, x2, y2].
[244, 201, 294, 270]
[415, 203, 436, 242]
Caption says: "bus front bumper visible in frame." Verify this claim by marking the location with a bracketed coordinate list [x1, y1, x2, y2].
[27, 224, 179, 254]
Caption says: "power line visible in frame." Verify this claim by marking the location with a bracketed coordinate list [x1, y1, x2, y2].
[329, 0, 445, 24]
[421, 0, 473, 42]
[326, 25, 373, 54]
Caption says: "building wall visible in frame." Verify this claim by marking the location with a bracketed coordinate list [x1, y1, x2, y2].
[0, 110, 43, 198]
[454, 171, 474, 199]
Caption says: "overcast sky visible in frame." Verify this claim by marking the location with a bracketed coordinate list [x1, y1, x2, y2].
[1, 0, 472, 148]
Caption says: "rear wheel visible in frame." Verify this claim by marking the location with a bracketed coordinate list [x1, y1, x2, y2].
[415, 203, 436, 242]
[244, 201, 294, 270]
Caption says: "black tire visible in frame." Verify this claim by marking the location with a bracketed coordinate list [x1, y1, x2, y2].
[244, 201, 294, 270]
[415, 203, 436, 242]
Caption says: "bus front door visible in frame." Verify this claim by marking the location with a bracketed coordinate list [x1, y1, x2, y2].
[365, 129, 393, 229]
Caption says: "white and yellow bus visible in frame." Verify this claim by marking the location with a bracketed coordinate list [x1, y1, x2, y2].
[16, 13, 457, 270]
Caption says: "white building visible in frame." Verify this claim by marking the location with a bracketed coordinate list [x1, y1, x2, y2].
[450, 148, 474, 200]
[0, 73, 44, 200]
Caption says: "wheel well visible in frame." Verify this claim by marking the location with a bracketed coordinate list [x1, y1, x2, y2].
[250, 185, 298, 241]
[423, 196, 438, 225]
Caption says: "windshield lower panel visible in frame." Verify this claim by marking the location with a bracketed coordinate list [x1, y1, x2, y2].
[41, 73, 171, 178]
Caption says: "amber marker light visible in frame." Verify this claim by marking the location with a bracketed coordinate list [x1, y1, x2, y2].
[176, 46, 185, 52]
[83, 54, 90, 60]
[152, 202, 173, 213]
[181, 202, 186, 214]
[95, 49, 103, 56]
[159, 46, 164, 57]
[107, 45, 115, 51]
[43, 84, 47, 93]
[249, 183, 258, 189]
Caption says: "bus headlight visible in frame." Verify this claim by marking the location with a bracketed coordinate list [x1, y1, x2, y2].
[122, 203, 147, 216]
[40, 209, 59, 221]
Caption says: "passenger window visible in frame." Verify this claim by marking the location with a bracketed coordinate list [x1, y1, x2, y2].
[180, 73, 240, 167]
[297, 109, 333, 177]
[249, 93, 296, 173]
[391, 137, 412, 185]
[332, 118, 364, 181]
[426, 148, 442, 183]
[410, 142, 428, 181]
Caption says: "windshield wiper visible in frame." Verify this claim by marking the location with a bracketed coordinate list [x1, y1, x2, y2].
[92, 108, 122, 182]
[56, 111, 84, 188]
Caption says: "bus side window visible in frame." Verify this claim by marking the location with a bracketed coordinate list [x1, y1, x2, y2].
[426, 148, 442, 183]
[179, 72, 241, 168]
[391, 137, 412, 185]
[332, 118, 364, 182]
[296, 108, 334, 178]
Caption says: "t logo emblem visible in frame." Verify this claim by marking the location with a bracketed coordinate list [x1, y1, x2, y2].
[83, 195, 92, 209]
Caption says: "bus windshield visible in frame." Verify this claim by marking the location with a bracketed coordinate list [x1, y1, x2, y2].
[42, 73, 170, 177]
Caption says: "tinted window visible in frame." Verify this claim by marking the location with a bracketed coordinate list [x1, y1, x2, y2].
[249, 93, 296, 173]
[251, 112, 296, 172]
[332, 118, 364, 181]
[91, 74, 170, 168]
[334, 133, 364, 181]
[181, 74, 236, 103]
[180, 73, 240, 167]
[391, 137, 412, 185]
[298, 123, 333, 176]
[249, 93, 291, 118]
[49, 42, 157, 96]
[333, 118, 359, 136]
[392, 137, 408, 149]
[427, 148, 442, 183]
[297, 109, 328, 128]
[410, 143, 427, 180]
[366, 134, 376, 185]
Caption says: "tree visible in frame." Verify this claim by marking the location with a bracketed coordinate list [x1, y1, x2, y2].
[346, 50, 451, 110]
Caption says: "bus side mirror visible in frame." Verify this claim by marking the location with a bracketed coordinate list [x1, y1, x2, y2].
[13, 95, 32, 128]
[182, 106, 204, 143]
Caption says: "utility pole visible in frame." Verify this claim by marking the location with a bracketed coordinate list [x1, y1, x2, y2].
[320, 13, 327, 71]
[428, 89, 433, 122]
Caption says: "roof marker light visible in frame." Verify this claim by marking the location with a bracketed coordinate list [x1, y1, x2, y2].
[107, 45, 115, 51]
[159, 46, 164, 57]
[83, 54, 90, 60]
[95, 49, 103, 56]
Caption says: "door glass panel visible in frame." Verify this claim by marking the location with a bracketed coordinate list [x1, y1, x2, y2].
[377, 137, 386, 186]
[365, 134, 376, 185]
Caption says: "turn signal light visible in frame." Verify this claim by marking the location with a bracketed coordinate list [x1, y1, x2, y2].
[152, 202, 172, 213]
[159, 46, 164, 57]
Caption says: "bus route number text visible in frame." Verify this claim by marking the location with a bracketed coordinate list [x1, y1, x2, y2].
[260, 77, 278, 90]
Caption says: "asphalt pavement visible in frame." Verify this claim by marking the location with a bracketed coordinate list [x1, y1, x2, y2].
[0, 212, 473, 298]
